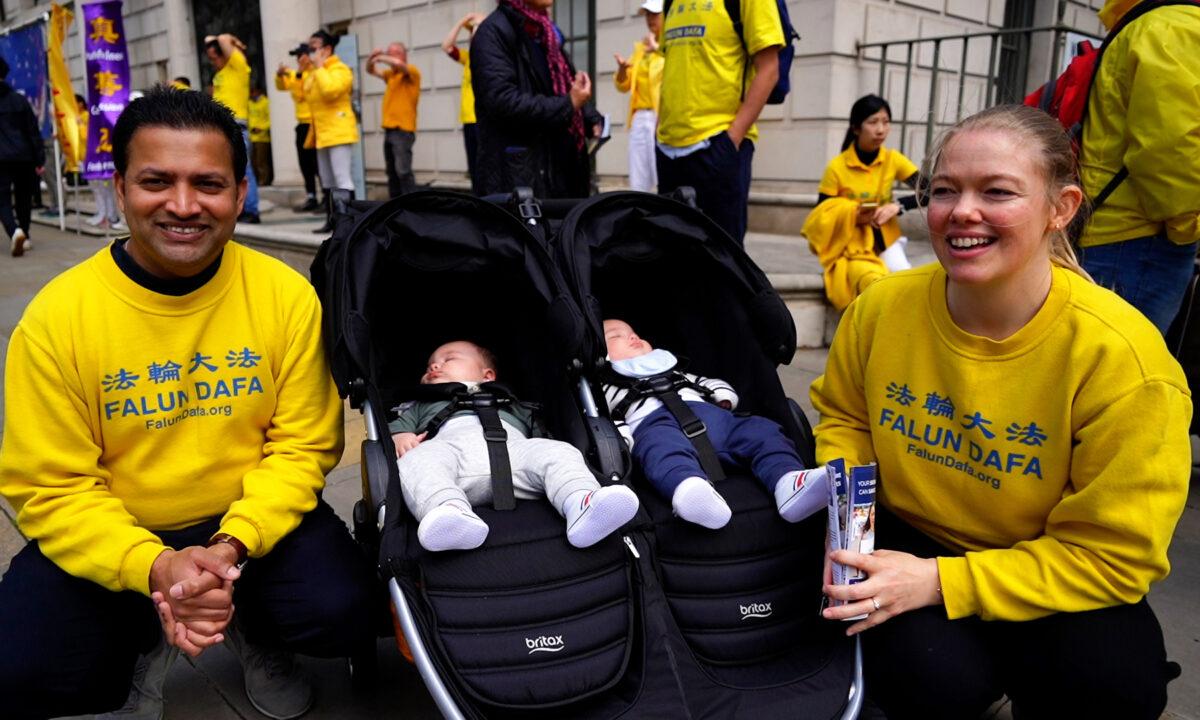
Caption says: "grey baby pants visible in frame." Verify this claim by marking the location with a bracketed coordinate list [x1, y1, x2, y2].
[397, 416, 599, 520]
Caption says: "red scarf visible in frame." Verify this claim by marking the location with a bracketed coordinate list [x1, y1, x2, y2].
[503, 0, 586, 150]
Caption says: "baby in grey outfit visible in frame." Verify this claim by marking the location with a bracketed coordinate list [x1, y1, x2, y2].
[390, 340, 639, 552]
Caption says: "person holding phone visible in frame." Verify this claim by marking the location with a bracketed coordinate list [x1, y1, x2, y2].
[802, 95, 921, 310]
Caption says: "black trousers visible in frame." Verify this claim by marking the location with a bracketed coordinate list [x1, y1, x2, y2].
[862, 504, 1172, 720]
[463, 122, 479, 195]
[656, 131, 754, 245]
[0, 161, 36, 239]
[295, 123, 319, 197]
[0, 501, 381, 719]
[384, 128, 416, 197]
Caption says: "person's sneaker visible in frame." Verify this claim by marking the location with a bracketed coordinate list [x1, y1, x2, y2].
[238, 212, 262, 224]
[111, 219, 128, 232]
[86, 213, 106, 227]
[97, 638, 179, 720]
[418, 502, 489, 552]
[564, 486, 640, 548]
[225, 623, 314, 720]
[294, 197, 319, 212]
[775, 467, 827, 523]
[671, 476, 732, 529]
[10, 228, 27, 257]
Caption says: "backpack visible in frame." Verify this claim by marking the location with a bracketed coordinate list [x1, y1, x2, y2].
[664, 0, 799, 104]
[1024, 0, 1200, 210]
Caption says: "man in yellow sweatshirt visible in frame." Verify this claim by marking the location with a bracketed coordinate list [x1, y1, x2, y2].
[0, 87, 375, 720]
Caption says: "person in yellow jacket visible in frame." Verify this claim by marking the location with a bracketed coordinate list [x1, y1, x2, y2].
[1076, 0, 1200, 334]
[205, 33, 260, 223]
[276, 44, 321, 211]
[304, 30, 360, 232]
[248, 86, 273, 186]
[0, 87, 376, 720]
[442, 12, 486, 194]
[367, 42, 421, 197]
[814, 105, 1188, 720]
[613, 0, 664, 192]
[803, 95, 919, 310]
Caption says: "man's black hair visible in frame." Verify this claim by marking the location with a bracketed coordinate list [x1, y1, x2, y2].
[173, 76, 192, 87]
[205, 38, 223, 56]
[0, 56, 9, 80]
[113, 86, 246, 184]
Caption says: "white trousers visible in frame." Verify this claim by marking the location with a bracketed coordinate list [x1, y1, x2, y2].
[317, 143, 355, 191]
[396, 416, 599, 520]
[628, 109, 658, 192]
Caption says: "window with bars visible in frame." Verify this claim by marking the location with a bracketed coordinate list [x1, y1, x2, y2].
[554, 0, 594, 79]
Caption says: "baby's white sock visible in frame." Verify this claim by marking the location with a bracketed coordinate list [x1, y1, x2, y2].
[417, 500, 489, 552]
[671, 477, 732, 529]
[774, 467, 828, 523]
[563, 485, 640, 548]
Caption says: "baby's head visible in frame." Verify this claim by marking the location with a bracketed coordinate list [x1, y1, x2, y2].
[421, 340, 497, 385]
[604, 319, 653, 361]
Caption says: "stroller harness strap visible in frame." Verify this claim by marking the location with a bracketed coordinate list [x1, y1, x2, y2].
[612, 373, 726, 484]
[420, 387, 518, 511]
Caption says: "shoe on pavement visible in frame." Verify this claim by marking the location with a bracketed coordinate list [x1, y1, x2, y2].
[294, 197, 319, 212]
[86, 214, 106, 227]
[225, 623, 314, 720]
[111, 220, 128, 232]
[97, 638, 179, 720]
[10, 228, 27, 257]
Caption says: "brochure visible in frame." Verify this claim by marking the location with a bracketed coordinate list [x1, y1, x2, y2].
[824, 459, 877, 620]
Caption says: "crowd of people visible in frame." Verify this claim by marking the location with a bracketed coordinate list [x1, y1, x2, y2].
[0, 0, 1196, 718]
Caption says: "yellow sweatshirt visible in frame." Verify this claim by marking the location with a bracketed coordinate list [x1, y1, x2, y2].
[0, 242, 344, 596]
[811, 264, 1190, 622]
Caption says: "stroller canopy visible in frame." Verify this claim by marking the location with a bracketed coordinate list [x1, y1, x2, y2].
[312, 190, 588, 419]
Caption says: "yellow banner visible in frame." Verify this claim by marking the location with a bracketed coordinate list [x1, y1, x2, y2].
[48, 3, 82, 173]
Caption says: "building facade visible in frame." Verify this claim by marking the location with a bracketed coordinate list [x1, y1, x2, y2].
[1, 0, 1105, 195]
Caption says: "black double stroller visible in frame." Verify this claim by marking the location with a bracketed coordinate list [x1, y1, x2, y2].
[312, 188, 864, 719]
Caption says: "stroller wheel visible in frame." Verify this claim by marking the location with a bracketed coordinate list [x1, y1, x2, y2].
[348, 648, 379, 691]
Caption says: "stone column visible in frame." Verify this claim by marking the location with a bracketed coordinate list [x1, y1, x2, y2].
[259, 0, 322, 187]
[162, 0, 200, 90]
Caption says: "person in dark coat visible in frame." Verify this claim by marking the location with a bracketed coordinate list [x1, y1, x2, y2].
[0, 56, 46, 257]
[470, 0, 602, 198]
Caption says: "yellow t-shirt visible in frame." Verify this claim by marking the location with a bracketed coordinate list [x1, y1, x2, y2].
[248, 96, 271, 142]
[457, 48, 476, 125]
[213, 49, 251, 121]
[811, 264, 1191, 622]
[382, 65, 421, 132]
[632, 51, 656, 111]
[657, 0, 784, 147]
[275, 69, 312, 124]
[818, 145, 919, 246]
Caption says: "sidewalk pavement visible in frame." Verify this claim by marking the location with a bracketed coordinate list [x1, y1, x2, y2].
[2, 221, 1196, 719]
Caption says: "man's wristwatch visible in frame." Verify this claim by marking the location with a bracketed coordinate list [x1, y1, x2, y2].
[208, 533, 249, 569]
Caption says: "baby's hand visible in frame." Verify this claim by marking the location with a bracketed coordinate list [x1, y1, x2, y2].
[393, 432, 427, 457]
[718, 400, 733, 410]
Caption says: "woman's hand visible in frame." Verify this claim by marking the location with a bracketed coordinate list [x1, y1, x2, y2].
[822, 549, 942, 635]
[871, 202, 901, 228]
[569, 72, 593, 109]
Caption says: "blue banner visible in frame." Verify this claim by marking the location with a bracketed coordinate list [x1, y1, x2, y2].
[0, 20, 52, 139]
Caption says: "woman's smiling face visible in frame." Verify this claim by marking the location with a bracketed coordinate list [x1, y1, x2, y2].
[926, 128, 1058, 289]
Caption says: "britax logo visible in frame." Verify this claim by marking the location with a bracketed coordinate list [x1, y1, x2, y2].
[740, 602, 773, 620]
[525, 635, 566, 654]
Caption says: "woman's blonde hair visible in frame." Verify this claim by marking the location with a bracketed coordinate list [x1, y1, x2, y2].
[922, 104, 1093, 281]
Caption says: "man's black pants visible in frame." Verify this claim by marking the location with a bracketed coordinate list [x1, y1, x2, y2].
[0, 161, 36, 240]
[656, 131, 754, 245]
[295, 123, 319, 197]
[862, 504, 1174, 720]
[0, 501, 380, 719]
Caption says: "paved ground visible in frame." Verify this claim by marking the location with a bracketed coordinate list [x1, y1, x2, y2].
[2, 212, 1197, 719]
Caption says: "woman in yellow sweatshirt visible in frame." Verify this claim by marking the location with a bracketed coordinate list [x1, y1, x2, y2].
[813, 105, 1189, 719]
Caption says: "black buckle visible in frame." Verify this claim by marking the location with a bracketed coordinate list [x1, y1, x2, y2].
[683, 419, 707, 438]
[645, 375, 675, 393]
[483, 427, 508, 442]
[470, 394, 497, 409]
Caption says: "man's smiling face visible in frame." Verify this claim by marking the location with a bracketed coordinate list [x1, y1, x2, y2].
[114, 126, 246, 279]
